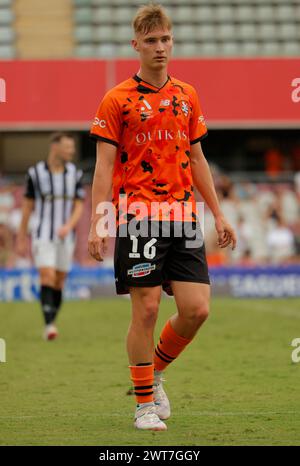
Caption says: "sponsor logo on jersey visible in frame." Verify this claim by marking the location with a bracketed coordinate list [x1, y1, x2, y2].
[140, 99, 154, 120]
[136, 129, 187, 145]
[127, 263, 156, 278]
[93, 117, 106, 128]
[160, 99, 170, 107]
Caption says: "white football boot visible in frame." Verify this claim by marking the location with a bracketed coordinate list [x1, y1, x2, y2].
[134, 404, 167, 431]
[153, 372, 171, 420]
[44, 324, 58, 341]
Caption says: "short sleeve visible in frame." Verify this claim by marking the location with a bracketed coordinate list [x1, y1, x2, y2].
[75, 169, 85, 200]
[189, 88, 208, 145]
[90, 91, 122, 147]
[24, 172, 35, 199]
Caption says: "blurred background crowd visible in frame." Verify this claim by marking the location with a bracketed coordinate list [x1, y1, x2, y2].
[1, 153, 299, 270]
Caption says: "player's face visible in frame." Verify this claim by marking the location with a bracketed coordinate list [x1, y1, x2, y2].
[55, 137, 75, 163]
[132, 28, 173, 71]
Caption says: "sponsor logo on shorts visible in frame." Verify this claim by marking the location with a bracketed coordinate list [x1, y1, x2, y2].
[127, 263, 156, 278]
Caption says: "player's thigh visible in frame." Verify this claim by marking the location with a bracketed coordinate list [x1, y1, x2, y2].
[32, 239, 56, 270]
[164, 222, 210, 295]
[56, 240, 75, 273]
[171, 281, 211, 320]
[129, 286, 162, 326]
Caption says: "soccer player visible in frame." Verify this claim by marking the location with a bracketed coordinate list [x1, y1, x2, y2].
[17, 133, 85, 340]
[88, 3, 236, 431]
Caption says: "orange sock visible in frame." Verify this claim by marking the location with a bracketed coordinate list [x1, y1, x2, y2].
[129, 364, 154, 405]
[154, 320, 192, 372]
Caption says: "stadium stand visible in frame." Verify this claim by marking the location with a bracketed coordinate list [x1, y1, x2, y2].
[0, 0, 15, 58]
[73, 0, 300, 58]
[1, 1, 299, 59]
[13, 0, 74, 58]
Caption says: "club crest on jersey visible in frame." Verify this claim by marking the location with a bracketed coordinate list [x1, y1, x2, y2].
[127, 263, 156, 278]
[181, 101, 189, 116]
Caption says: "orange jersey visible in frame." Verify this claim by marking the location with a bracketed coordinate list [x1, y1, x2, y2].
[90, 75, 208, 223]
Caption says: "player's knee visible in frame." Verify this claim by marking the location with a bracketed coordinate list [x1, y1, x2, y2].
[136, 300, 159, 329]
[54, 273, 66, 289]
[143, 303, 160, 328]
[40, 270, 56, 288]
[186, 302, 210, 327]
[194, 303, 210, 326]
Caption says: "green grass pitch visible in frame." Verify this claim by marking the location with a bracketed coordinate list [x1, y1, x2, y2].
[0, 297, 300, 446]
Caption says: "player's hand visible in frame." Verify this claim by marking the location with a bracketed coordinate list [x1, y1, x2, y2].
[16, 234, 27, 256]
[57, 224, 71, 239]
[215, 215, 237, 250]
[88, 223, 108, 262]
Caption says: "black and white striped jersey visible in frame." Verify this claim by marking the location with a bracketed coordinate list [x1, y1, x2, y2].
[24, 161, 85, 242]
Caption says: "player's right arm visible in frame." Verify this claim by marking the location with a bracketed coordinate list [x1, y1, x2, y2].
[16, 198, 34, 256]
[88, 141, 117, 262]
[16, 172, 35, 256]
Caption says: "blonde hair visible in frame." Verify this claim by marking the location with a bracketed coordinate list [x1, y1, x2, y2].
[133, 3, 172, 36]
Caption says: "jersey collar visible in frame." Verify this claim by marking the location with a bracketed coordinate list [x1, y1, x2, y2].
[45, 161, 68, 173]
[133, 74, 171, 94]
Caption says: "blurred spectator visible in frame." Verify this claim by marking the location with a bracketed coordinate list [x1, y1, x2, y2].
[0, 223, 13, 267]
[294, 172, 300, 197]
[0, 179, 15, 226]
[264, 148, 285, 178]
[238, 249, 256, 267]
[291, 145, 300, 172]
[266, 214, 295, 264]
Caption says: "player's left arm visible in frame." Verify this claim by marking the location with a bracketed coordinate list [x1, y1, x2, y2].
[190, 142, 237, 250]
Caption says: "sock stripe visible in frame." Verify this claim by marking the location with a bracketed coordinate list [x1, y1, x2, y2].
[154, 320, 193, 372]
[156, 344, 176, 361]
[134, 385, 153, 391]
[130, 364, 154, 404]
[134, 391, 153, 397]
[155, 348, 172, 364]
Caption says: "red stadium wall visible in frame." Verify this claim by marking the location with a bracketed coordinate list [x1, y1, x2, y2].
[0, 58, 299, 129]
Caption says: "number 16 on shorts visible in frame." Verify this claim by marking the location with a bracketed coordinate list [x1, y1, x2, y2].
[129, 235, 157, 260]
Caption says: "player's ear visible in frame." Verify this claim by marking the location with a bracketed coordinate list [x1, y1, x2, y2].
[131, 38, 139, 52]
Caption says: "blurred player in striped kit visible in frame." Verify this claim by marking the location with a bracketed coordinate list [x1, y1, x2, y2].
[17, 133, 85, 340]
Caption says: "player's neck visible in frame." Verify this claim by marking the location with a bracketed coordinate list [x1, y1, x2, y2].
[47, 153, 65, 173]
[137, 67, 168, 89]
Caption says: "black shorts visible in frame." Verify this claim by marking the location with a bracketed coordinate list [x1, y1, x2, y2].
[114, 221, 210, 295]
